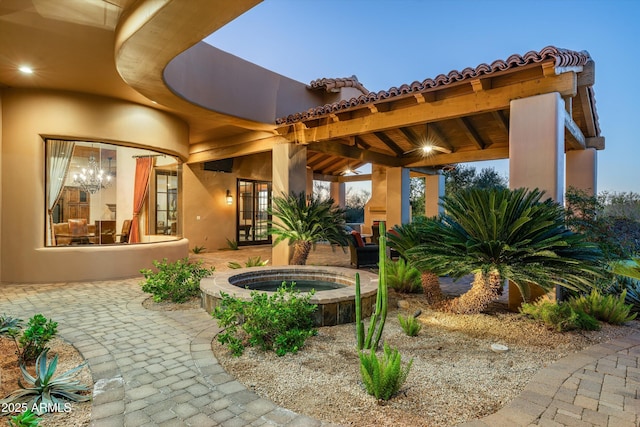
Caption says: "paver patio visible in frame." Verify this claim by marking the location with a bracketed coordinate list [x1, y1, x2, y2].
[1, 244, 638, 426]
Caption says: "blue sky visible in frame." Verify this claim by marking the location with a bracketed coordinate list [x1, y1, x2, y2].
[205, 0, 640, 194]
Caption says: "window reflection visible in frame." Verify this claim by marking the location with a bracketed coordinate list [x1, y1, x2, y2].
[46, 140, 181, 246]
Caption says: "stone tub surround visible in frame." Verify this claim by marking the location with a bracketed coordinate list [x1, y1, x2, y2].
[200, 266, 379, 327]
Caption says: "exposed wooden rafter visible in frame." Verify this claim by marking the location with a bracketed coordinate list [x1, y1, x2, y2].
[373, 131, 405, 156]
[457, 117, 486, 149]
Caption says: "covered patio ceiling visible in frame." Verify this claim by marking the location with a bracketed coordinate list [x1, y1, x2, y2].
[275, 46, 604, 179]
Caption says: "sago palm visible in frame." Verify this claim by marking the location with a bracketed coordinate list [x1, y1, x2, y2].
[407, 187, 602, 314]
[388, 217, 442, 303]
[268, 192, 348, 265]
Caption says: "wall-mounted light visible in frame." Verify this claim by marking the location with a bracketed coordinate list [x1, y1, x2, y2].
[226, 189, 233, 205]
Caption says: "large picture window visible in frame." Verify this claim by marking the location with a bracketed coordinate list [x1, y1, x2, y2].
[45, 139, 181, 246]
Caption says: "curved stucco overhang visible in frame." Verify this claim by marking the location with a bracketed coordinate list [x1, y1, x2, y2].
[114, 0, 275, 133]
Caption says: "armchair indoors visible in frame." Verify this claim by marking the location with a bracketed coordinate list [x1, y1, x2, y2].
[114, 219, 132, 243]
[347, 230, 379, 269]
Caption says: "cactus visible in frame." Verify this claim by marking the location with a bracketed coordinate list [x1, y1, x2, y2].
[355, 221, 389, 350]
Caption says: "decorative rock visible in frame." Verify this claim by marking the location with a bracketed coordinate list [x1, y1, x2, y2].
[491, 343, 509, 353]
[397, 300, 410, 309]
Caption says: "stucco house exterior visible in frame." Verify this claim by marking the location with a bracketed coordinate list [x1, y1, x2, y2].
[0, 0, 604, 284]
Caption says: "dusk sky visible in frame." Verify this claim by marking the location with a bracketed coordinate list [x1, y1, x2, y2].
[205, 0, 640, 194]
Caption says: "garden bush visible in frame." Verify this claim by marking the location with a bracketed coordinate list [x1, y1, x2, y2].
[397, 313, 422, 336]
[386, 258, 422, 293]
[520, 299, 600, 332]
[213, 282, 317, 356]
[568, 290, 636, 325]
[140, 257, 214, 303]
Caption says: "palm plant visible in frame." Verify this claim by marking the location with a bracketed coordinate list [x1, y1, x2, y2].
[388, 217, 442, 303]
[407, 187, 602, 314]
[268, 192, 348, 265]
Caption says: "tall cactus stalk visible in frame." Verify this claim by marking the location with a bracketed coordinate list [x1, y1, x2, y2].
[355, 221, 388, 351]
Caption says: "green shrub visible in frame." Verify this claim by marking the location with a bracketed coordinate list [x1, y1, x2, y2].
[191, 245, 206, 254]
[568, 290, 637, 325]
[359, 343, 413, 400]
[397, 313, 422, 336]
[140, 258, 214, 303]
[18, 314, 58, 363]
[8, 409, 40, 427]
[386, 258, 422, 293]
[0, 349, 91, 414]
[228, 256, 269, 269]
[520, 300, 600, 332]
[213, 282, 317, 356]
[225, 238, 239, 250]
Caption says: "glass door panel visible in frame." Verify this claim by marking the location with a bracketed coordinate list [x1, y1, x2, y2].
[237, 179, 271, 245]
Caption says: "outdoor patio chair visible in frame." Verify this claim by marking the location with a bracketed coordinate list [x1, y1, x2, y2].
[347, 231, 379, 269]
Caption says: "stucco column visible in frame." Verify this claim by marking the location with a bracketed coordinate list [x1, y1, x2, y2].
[508, 92, 565, 308]
[566, 148, 597, 196]
[425, 172, 445, 217]
[364, 165, 387, 233]
[509, 92, 565, 204]
[272, 142, 307, 265]
[386, 167, 410, 228]
[330, 181, 345, 208]
[306, 167, 314, 198]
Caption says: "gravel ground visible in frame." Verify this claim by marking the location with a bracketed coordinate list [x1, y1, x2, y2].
[211, 292, 640, 427]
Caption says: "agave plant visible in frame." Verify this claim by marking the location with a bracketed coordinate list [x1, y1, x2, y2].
[268, 191, 348, 265]
[408, 187, 603, 314]
[228, 256, 269, 269]
[0, 314, 22, 335]
[1, 349, 91, 414]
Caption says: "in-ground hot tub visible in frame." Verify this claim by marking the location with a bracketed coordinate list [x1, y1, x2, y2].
[200, 266, 379, 327]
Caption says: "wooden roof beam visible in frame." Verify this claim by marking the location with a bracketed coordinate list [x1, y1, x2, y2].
[373, 131, 405, 156]
[457, 117, 486, 149]
[278, 72, 577, 143]
[307, 141, 405, 168]
[564, 112, 586, 150]
[405, 146, 509, 167]
[426, 123, 454, 153]
[492, 111, 509, 134]
[578, 85, 597, 137]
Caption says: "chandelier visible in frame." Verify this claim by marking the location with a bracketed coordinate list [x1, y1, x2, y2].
[73, 155, 113, 194]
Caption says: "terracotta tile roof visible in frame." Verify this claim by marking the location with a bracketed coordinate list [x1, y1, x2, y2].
[307, 75, 369, 94]
[277, 46, 592, 125]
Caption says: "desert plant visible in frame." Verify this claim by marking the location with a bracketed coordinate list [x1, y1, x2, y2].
[568, 290, 636, 325]
[191, 245, 206, 254]
[213, 282, 317, 356]
[408, 187, 602, 314]
[355, 222, 389, 351]
[17, 315, 58, 363]
[359, 343, 413, 400]
[386, 258, 422, 293]
[520, 300, 600, 332]
[268, 191, 348, 265]
[398, 312, 422, 336]
[224, 238, 239, 250]
[228, 256, 269, 269]
[0, 314, 22, 336]
[388, 217, 442, 303]
[0, 349, 91, 415]
[8, 409, 40, 427]
[140, 257, 214, 303]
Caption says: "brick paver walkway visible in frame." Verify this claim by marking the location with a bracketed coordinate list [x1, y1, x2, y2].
[1, 245, 639, 426]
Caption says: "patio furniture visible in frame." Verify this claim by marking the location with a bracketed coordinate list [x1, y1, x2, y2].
[347, 231, 379, 269]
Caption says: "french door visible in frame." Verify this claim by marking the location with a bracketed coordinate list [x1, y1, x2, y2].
[237, 179, 272, 245]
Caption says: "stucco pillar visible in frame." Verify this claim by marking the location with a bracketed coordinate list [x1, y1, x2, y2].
[566, 148, 597, 196]
[508, 92, 565, 308]
[425, 173, 445, 218]
[509, 92, 565, 204]
[306, 167, 314, 198]
[364, 165, 387, 233]
[272, 142, 307, 265]
[330, 181, 345, 208]
[386, 167, 410, 228]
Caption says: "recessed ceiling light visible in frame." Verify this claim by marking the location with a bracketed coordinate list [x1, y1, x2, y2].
[19, 66, 33, 74]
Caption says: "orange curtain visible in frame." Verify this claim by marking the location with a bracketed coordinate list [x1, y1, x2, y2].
[130, 157, 153, 243]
